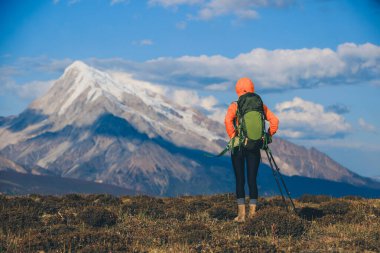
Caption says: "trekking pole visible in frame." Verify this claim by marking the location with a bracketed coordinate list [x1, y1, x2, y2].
[266, 147, 297, 212]
[265, 147, 297, 213]
[264, 149, 289, 211]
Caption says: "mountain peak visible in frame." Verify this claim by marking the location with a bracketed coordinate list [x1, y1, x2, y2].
[63, 60, 101, 81]
[29, 60, 111, 117]
[65, 60, 91, 72]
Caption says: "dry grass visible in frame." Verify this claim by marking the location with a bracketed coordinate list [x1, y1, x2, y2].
[0, 193, 379, 252]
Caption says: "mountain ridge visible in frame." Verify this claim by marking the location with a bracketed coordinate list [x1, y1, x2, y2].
[0, 61, 378, 195]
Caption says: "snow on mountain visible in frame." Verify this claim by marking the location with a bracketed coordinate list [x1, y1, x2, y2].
[0, 155, 27, 174]
[3, 61, 225, 153]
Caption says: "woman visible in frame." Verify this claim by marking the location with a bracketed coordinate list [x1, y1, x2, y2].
[224, 77, 279, 222]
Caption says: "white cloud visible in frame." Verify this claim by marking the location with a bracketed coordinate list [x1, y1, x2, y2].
[204, 81, 230, 91]
[176, 21, 187, 30]
[208, 108, 226, 123]
[0, 57, 73, 91]
[15, 56, 73, 74]
[169, 88, 225, 122]
[120, 43, 380, 92]
[171, 89, 217, 110]
[0, 57, 73, 107]
[196, 0, 260, 20]
[274, 97, 351, 139]
[18, 80, 54, 99]
[141, 39, 154, 46]
[358, 118, 376, 133]
[110, 0, 128, 5]
[149, 0, 203, 8]
[149, 0, 294, 20]
[0, 79, 53, 99]
[68, 0, 81, 5]
[133, 39, 154, 46]
[0, 66, 22, 77]
[53, 0, 127, 5]
[370, 79, 380, 87]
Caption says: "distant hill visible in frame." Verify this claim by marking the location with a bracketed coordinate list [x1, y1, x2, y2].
[0, 170, 136, 196]
[1, 164, 379, 198]
[256, 164, 380, 198]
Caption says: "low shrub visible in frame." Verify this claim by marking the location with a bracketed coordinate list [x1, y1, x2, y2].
[373, 206, 380, 217]
[342, 211, 367, 224]
[0, 207, 42, 233]
[62, 194, 90, 208]
[256, 196, 289, 211]
[78, 207, 117, 227]
[122, 195, 166, 219]
[318, 214, 344, 225]
[48, 224, 77, 237]
[320, 200, 350, 215]
[298, 207, 324, 221]
[186, 199, 212, 213]
[208, 206, 236, 221]
[178, 222, 212, 244]
[0, 237, 6, 252]
[162, 198, 188, 220]
[207, 193, 235, 209]
[244, 207, 308, 238]
[298, 194, 332, 204]
[339, 231, 380, 252]
[18, 229, 128, 252]
[342, 195, 363, 201]
[212, 237, 277, 253]
[86, 194, 121, 206]
[318, 212, 366, 225]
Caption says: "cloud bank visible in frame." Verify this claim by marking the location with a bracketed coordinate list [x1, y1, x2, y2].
[274, 97, 352, 139]
[122, 43, 380, 92]
[9, 43, 377, 96]
[358, 118, 377, 133]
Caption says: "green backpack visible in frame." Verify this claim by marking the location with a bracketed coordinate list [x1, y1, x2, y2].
[231, 92, 266, 151]
[205, 92, 271, 157]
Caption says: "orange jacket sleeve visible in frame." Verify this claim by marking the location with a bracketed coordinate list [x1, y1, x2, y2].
[263, 104, 279, 136]
[224, 102, 237, 139]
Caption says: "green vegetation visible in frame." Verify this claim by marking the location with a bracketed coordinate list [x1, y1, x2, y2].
[0, 193, 379, 252]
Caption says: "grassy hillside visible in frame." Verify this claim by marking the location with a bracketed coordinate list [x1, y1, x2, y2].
[1, 193, 379, 252]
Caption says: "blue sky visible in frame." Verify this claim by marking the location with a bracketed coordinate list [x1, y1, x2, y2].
[0, 0, 379, 177]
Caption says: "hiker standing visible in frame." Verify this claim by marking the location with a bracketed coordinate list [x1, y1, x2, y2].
[224, 77, 279, 222]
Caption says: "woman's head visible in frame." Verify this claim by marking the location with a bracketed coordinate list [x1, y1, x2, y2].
[235, 77, 255, 97]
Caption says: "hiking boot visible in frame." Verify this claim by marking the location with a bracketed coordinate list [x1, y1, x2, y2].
[248, 204, 256, 219]
[234, 204, 246, 222]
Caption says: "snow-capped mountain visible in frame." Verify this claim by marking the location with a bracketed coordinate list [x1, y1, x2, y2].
[0, 61, 378, 195]
[0, 61, 230, 195]
[0, 61, 224, 152]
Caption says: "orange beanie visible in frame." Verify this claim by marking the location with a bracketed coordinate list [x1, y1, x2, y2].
[235, 77, 255, 97]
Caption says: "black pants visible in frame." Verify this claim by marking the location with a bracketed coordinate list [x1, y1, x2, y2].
[231, 147, 261, 200]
